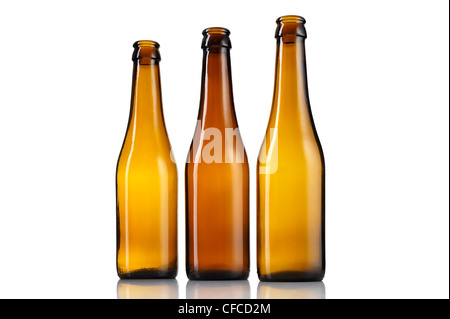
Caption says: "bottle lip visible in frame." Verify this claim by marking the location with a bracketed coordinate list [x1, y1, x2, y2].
[202, 27, 231, 36]
[132, 40, 161, 63]
[201, 27, 232, 49]
[133, 40, 160, 49]
[276, 15, 306, 24]
[275, 15, 307, 39]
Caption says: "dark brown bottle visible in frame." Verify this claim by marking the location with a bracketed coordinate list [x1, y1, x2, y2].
[185, 28, 250, 280]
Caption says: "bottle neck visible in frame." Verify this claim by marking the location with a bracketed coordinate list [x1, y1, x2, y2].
[198, 47, 237, 129]
[129, 60, 165, 133]
[272, 37, 311, 122]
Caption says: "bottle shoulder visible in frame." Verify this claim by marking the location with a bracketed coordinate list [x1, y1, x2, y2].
[118, 134, 175, 165]
[258, 125, 323, 164]
[186, 124, 248, 166]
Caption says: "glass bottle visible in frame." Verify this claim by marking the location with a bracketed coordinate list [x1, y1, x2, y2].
[257, 16, 325, 281]
[116, 41, 177, 279]
[186, 28, 250, 280]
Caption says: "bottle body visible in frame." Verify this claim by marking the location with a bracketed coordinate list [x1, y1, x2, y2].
[186, 28, 249, 280]
[116, 41, 177, 279]
[257, 16, 325, 281]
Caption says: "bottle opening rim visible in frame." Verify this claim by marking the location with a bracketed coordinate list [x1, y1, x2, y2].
[276, 15, 306, 24]
[133, 40, 160, 48]
[202, 27, 231, 36]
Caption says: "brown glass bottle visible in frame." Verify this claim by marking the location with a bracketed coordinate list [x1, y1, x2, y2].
[257, 16, 325, 281]
[185, 28, 249, 280]
[116, 41, 177, 279]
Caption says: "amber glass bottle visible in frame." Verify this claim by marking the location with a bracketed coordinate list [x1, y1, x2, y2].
[185, 28, 249, 280]
[116, 41, 177, 279]
[257, 16, 325, 281]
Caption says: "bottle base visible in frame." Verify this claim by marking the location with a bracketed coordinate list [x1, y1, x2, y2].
[118, 268, 177, 279]
[187, 269, 249, 281]
[258, 270, 324, 282]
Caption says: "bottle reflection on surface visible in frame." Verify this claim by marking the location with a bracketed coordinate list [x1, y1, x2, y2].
[117, 279, 179, 299]
[186, 280, 251, 299]
[257, 281, 325, 299]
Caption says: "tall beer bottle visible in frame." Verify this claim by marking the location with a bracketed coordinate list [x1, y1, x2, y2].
[186, 28, 250, 280]
[116, 41, 177, 279]
[257, 16, 325, 281]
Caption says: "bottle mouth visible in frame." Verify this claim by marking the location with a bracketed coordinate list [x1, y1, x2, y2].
[201, 27, 232, 49]
[276, 15, 306, 24]
[275, 15, 307, 39]
[202, 27, 230, 36]
[132, 40, 161, 63]
[133, 40, 160, 48]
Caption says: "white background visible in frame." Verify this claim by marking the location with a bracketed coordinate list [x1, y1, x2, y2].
[0, 0, 448, 299]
